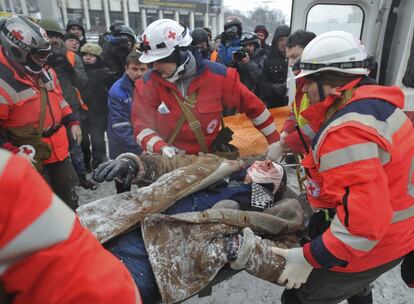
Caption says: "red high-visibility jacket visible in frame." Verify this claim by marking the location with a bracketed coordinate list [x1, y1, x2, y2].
[0, 149, 141, 304]
[300, 81, 414, 273]
[0, 47, 76, 164]
[282, 77, 315, 154]
[132, 58, 279, 155]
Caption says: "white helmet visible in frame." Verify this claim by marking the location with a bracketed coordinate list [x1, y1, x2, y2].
[295, 31, 371, 79]
[138, 19, 192, 63]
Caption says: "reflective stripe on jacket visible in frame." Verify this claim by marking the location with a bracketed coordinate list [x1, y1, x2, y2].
[0, 47, 71, 164]
[132, 52, 279, 155]
[301, 82, 414, 273]
[282, 77, 314, 153]
[0, 149, 141, 304]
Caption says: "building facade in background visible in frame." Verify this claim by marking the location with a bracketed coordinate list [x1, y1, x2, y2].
[0, 0, 224, 36]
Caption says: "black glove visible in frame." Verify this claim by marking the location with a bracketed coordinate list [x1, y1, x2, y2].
[47, 53, 74, 73]
[271, 83, 287, 96]
[93, 158, 138, 186]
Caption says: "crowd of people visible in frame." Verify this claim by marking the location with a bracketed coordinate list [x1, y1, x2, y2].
[0, 13, 413, 304]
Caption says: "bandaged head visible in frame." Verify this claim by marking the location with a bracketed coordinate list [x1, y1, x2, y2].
[246, 160, 286, 210]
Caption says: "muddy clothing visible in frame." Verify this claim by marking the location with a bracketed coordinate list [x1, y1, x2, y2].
[77, 154, 242, 242]
[78, 154, 304, 303]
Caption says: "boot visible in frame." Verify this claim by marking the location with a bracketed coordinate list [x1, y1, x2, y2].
[79, 174, 98, 190]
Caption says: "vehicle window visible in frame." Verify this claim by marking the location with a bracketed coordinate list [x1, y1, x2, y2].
[403, 34, 414, 88]
[306, 4, 364, 38]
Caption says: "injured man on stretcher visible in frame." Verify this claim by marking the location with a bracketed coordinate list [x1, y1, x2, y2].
[76, 153, 305, 304]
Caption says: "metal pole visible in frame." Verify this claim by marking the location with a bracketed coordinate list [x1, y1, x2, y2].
[206, 0, 209, 27]
[83, 0, 91, 30]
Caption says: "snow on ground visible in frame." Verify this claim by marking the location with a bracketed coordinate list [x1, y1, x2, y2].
[78, 166, 414, 304]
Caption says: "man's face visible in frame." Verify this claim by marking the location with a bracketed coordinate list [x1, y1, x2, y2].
[213, 38, 221, 50]
[278, 36, 288, 55]
[64, 38, 80, 52]
[286, 45, 304, 75]
[82, 53, 97, 65]
[244, 160, 276, 184]
[255, 32, 266, 43]
[69, 26, 83, 39]
[151, 61, 177, 80]
[47, 33, 63, 48]
[195, 41, 208, 50]
[125, 62, 148, 82]
[302, 78, 335, 104]
[244, 43, 255, 56]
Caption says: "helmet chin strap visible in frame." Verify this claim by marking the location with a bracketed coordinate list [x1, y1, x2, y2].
[165, 52, 190, 83]
[24, 55, 43, 74]
[314, 73, 326, 101]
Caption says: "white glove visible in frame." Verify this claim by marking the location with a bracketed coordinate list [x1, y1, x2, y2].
[161, 146, 176, 158]
[266, 141, 283, 161]
[71, 124, 82, 145]
[271, 247, 313, 289]
[280, 131, 289, 139]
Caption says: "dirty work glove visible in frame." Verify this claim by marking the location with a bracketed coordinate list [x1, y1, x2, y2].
[266, 141, 283, 161]
[161, 146, 176, 158]
[93, 158, 138, 186]
[272, 83, 287, 96]
[271, 247, 313, 289]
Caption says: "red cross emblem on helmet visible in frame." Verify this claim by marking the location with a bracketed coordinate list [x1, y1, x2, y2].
[167, 30, 176, 40]
[11, 29, 24, 41]
[142, 34, 150, 46]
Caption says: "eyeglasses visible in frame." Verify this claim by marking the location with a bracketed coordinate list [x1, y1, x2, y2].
[31, 49, 51, 59]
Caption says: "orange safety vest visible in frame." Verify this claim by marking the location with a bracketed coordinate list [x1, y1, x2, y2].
[0, 149, 141, 304]
[66, 51, 89, 111]
[300, 82, 414, 273]
[210, 50, 218, 62]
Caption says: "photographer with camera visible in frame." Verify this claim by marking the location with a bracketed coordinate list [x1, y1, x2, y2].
[102, 22, 136, 85]
[231, 32, 267, 93]
[217, 16, 242, 66]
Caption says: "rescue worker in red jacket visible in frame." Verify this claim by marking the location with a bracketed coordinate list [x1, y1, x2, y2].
[0, 148, 141, 304]
[270, 31, 414, 304]
[133, 19, 280, 159]
[0, 15, 80, 210]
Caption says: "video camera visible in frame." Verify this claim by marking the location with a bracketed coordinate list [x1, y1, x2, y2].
[232, 47, 248, 62]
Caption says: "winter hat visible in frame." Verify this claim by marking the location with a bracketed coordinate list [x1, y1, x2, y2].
[63, 32, 80, 42]
[254, 25, 269, 38]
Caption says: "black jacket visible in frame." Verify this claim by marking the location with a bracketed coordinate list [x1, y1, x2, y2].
[259, 25, 290, 108]
[234, 48, 267, 94]
[80, 59, 112, 124]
